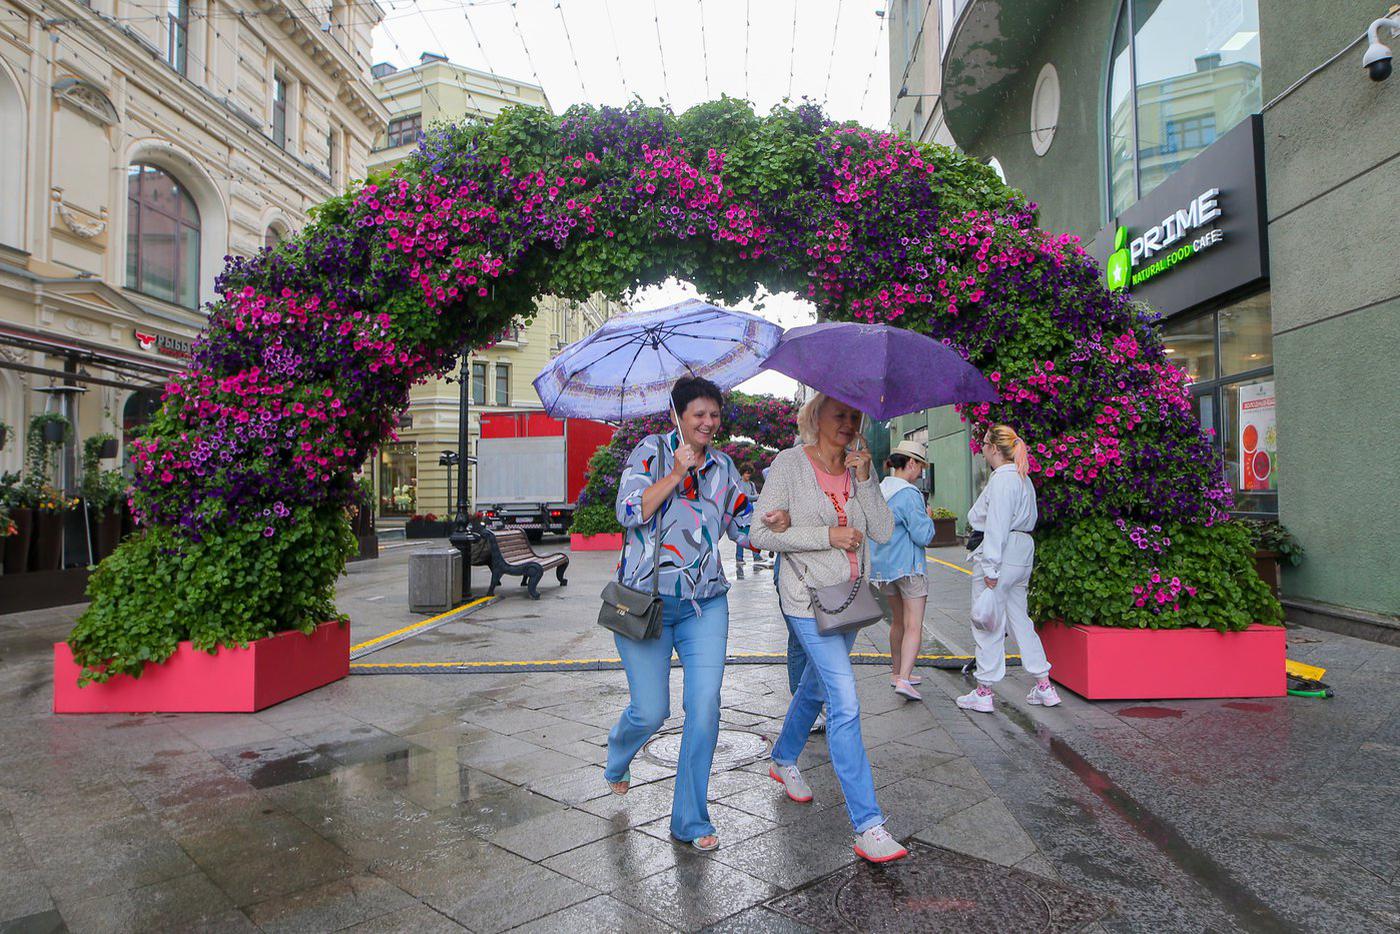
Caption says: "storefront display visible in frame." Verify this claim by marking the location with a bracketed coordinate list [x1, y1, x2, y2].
[377, 442, 417, 516]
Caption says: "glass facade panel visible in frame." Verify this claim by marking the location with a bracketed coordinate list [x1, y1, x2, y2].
[1221, 376, 1277, 514]
[1160, 311, 1217, 383]
[1218, 291, 1272, 375]
[273, 75, 288, 149]
[1108, 7, 1136, 217]
[1107, 0, 1261, 216]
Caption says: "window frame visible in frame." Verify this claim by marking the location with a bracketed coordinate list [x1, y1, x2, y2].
[471, 361, 488, 406]
[167, 0, 189, 76]
[125, 163, 202, 310]
[494, 362, 510, 406]
[272, 72, 289, 149]
[385, 113, 422, 149]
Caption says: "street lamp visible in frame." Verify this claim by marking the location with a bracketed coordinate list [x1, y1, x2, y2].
[438, 450, 459, 516]
[446, 346, 480, 600]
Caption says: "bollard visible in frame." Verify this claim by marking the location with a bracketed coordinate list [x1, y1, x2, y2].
[408, 547, 463, 614]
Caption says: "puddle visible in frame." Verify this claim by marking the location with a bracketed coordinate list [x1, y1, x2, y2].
[1116, 706, 1184, 719]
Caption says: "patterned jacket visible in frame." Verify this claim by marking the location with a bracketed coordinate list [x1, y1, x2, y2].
[615, 431, 754, 600]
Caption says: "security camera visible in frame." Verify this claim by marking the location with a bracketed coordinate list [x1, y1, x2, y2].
[1363, 16, 1400, 81]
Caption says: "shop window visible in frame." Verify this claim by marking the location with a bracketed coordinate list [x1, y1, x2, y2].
[1218, 292, 1272, 375]
[471, 361, 487, 405]
[122, 388, 164, 472]
[1160, 311, 1216, 383]
[378, 442, 417, 515]
[495, 363, 510, 406]
[1156, 289, 1276, 515]
[1105, 0, 1261, 219]
[126, 164, 201, 309]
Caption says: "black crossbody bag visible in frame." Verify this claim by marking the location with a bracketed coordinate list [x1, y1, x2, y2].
[597, 447, 664, 641]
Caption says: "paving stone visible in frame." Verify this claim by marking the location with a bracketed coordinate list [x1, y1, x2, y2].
[526, 762, 612, 805]
[541, 829, 681, 892]
[614, 858, 781, 932]
[22, 813, 200, 905]
[635, 801, 777, 846]
[53, 871, 246, 934]
[338, 902, 468, 932]
[711, 819, 861, 891]
[912, 798, 1040, 867]
[512, 894, 677, 933]
[244, 874, 418, 933]
[488, 806, 619, 862]
[372, 838, 594, 933]
[179, 812, 359, 907]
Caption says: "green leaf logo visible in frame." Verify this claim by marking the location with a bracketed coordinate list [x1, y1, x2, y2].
[1105, 226, 1131, 292]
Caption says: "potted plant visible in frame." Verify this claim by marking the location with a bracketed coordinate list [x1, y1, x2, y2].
[81, 434, 128, 563]
[1238, 519, 1304, 597]
[569, 503, 625, 551]
[405, 513, 449, 538]
[0, 471, 34, 575]
[34, 412, 71, 445]
[928, 506, 958, 546]
[0, 419, 10, 451]
[28, 485, 76, 571]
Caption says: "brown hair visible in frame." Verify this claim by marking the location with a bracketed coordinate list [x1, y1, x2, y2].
[985, 424, 1030, 478]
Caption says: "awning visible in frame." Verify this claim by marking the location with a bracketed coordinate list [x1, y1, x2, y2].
[0, 320, 184, 387]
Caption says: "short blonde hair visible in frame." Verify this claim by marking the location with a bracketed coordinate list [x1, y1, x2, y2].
[796, 392, 830, 445]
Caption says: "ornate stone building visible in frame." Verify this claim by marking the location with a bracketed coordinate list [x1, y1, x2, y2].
[0, 0, 386, 482]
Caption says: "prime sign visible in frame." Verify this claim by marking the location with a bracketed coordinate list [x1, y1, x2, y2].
[1105, 188, 1224, 292]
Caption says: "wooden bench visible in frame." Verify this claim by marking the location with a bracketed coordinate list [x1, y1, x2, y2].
[483, 528, 569, 600]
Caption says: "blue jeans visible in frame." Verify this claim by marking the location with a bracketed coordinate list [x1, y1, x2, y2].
[773, 557, 808, 693]
[605, 593, 729, 841]
[772, 614, 884, 833]
[735, 541, 746, 563]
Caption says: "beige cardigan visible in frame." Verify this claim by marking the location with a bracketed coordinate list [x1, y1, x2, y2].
[750, 445, 894, 618]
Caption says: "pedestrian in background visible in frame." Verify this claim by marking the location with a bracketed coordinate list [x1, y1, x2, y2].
[604, 377, 755, 851]
[871, 440, 938, 701]
[956, 423, 1061, 713]
[734, 465, 759, 568]
[750, 392, 907, 864]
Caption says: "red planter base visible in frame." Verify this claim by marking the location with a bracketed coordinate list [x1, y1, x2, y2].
[53, 620, 350, 713]
[570, 532, 624, 552]
[1038, 621, 1285, 700]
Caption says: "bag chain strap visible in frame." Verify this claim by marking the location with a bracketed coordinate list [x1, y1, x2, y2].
[786, 548, 867, 615]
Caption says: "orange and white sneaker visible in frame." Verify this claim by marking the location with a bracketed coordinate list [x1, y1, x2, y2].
[769, 763, 813, 803]
[854, 825, 908, 863]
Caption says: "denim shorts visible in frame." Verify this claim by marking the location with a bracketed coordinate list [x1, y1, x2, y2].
[874, 574, 929, 599]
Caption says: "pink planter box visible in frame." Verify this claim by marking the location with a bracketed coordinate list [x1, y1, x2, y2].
[53, 621, 350, 714]
[1038, 621, 1286, 700]
[570, 532, 624, 552]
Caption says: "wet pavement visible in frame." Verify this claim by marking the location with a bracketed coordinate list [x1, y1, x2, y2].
[2, 541, 1398, 932]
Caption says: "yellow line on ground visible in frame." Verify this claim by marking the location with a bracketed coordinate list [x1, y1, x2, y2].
[926, 551, 973, 576]
[348, 596, 495, 652]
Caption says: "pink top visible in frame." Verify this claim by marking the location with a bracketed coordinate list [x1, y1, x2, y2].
[807, 451, 859, 580]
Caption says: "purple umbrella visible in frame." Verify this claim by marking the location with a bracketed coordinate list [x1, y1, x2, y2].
[761, 322, 999, 420]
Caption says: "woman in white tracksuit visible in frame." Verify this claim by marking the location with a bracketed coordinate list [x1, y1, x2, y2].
[956, 423, 1061, 713]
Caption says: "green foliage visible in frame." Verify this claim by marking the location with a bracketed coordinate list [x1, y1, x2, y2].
[23, 413, 70, 495]
[1029, 518, 1282, 632]
[929, 507, 957, 520]
[570, 503, 623, 537]
[1238, 518, 1305, 567]
[80, 433, 127, 511]
[68, 505, 355, 684]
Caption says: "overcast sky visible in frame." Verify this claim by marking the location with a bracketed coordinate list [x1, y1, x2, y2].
[371, 0, 894, 399]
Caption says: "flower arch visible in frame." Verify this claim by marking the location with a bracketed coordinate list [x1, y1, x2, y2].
[70, 100, 1277, 682]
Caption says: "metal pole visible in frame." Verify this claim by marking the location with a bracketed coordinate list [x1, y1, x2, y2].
[448, 346, 477, 599]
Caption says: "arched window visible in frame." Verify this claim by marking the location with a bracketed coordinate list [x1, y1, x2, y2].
[126, 164, 201, 308]
[1105, 0, 1261, 218]
[264, 222, 288, 249]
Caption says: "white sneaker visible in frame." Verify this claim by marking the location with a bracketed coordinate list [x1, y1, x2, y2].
[853, 825, 908, 863]
[769, 763, 813, 803]
[1027, 682, 1062, 707]
[955, 688, 995, 713]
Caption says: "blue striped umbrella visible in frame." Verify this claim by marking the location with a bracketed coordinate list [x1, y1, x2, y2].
[533, 298, 783, 421]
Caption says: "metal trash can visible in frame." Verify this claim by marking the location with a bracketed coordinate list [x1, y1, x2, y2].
[408, 547, 462, 614]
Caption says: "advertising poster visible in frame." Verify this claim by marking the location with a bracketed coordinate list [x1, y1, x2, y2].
[1239, 381, 1276, 491]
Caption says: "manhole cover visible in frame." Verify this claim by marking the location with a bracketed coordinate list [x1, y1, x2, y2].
[767, 841, 1113, 933]
[642, 728, 770, 769]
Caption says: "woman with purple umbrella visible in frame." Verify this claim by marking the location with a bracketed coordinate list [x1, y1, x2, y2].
[749, 391, 908, 865]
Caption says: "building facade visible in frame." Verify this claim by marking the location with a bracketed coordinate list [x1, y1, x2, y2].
[897, 0, 1399, 628]
[0, 0, 386, 486]
[367, 55, 620, 521]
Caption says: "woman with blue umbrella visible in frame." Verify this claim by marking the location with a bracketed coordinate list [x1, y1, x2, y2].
[535, 299, 789, 852]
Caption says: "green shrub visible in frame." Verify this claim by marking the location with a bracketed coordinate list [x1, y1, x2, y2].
[569, 503, 622, 537]
[1029, 518, 1282, 633]
[68, 504, 355, 684]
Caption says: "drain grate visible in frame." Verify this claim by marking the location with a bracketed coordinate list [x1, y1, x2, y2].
[641, 727, 770, 770]
[766, 841, 1113, 932]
